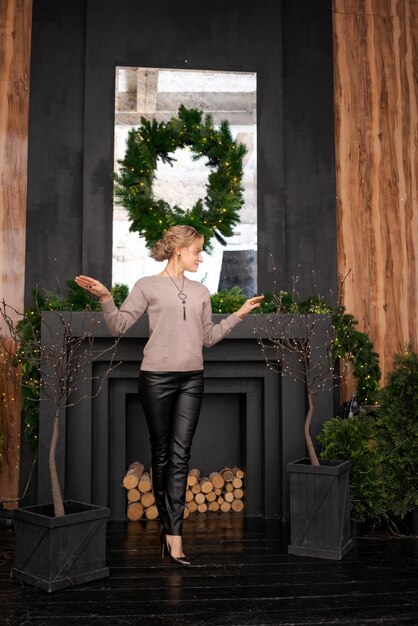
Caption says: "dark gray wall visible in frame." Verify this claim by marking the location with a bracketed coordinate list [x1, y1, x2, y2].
[25, 0, 86, 298]
[25, 0, 336, 302]
[22, 0, 337, 512]
[283, 1, 337, 298]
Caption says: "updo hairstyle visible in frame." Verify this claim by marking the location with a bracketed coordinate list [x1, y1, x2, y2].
[152, 225, 203, 262]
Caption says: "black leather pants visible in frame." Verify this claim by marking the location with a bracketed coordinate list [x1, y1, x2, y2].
[138, 370, 204, 536]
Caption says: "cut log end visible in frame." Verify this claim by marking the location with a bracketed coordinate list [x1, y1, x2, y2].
[127, 502, 144, 521]
[138, 472, 152, 493]
[123, 461, 145, 489]
[187, 468, 201, 487]
[231, 499, 244, 512]
[145, 504, 159, 520]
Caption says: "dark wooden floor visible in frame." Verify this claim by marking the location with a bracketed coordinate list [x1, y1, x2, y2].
[0, 514, 417, 625]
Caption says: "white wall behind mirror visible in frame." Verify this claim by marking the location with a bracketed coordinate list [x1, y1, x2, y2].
[113, 67, 257, 295]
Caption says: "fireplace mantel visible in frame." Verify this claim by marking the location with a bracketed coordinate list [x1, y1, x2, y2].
[37, 312, 334, 521]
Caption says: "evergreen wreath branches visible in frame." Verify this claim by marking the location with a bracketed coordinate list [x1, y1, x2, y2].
[113, 105, 247, 251]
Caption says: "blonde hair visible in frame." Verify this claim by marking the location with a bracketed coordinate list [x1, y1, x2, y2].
[151, 225, 203, 262]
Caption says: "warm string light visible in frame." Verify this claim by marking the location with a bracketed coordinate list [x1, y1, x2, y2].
[114, 106, 246, 251]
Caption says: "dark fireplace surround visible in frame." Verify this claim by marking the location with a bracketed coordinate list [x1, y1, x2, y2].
[37, 312, 333, 521]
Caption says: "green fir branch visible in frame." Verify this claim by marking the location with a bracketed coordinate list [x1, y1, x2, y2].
[113, 105, 247, 251]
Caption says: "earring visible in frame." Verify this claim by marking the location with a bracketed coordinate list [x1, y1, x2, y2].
[177, 254, 181, 262]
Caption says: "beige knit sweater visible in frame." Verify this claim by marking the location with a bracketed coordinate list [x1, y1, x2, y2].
[101, 275, 242, 371]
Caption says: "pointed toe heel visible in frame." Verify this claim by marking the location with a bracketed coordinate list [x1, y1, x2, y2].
[161, 533, 191, 567]
[170, 554, 191, 567]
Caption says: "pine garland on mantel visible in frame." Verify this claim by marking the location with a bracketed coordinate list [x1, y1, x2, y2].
[113, 105, 247, 251]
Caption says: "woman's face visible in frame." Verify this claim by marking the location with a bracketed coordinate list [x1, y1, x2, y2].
[178, 237, 204, 272]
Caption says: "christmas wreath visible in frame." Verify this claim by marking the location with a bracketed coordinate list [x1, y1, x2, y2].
[113, 105, 247, 251]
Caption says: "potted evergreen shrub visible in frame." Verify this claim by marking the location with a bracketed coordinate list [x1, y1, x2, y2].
[317, 412, 388, 532]
[0, 298, 120, 592]
[256, 285, 366, 559]
[317, 345, 418, 536]
[378, 345, 418, 534]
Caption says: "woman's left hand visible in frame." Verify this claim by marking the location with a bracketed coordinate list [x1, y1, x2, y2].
[235, 295, 265, 319]
[74, 275, 111, 300]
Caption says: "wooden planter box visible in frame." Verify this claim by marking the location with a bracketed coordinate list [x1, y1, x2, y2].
[287, 458, 353, 560]
[406, 508, 418, 535]
[11, 500, 110, 592]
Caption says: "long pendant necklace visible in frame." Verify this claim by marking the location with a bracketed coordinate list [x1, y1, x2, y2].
[164, 269, 187, 320]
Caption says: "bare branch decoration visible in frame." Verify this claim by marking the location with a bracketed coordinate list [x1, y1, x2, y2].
[255, 268, 363, 466]
[0, 300, 122, 518]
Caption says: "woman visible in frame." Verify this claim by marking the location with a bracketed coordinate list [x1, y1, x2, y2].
[75, 225, 263, 566]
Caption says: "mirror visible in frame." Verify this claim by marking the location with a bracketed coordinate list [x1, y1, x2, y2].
[113, 67, 257, 295]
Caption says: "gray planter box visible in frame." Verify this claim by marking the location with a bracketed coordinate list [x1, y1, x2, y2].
[288, 458, 353, 560]
[11, 500, 109, 592]
[406, 508, 418, 535]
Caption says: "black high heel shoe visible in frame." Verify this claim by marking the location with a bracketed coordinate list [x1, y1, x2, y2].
[160, 531, 166, 559]
[160, 532, 191, 567]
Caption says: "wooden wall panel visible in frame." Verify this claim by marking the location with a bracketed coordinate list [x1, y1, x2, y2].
[0, 338, 21, 509]
[0, 0, 32, 322]
[333, 0, 418, 386]
[0, 0, 32, 507]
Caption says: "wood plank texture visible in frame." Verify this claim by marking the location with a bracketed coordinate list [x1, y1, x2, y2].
[0, 515, 417, 624]
[333, 0, 418, 385]
[0, 0, 32, 516]
[0, 0, 32, 323]
[0, 337, 21, 510]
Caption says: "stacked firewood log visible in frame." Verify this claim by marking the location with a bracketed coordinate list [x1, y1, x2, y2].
[122, 462, 158, 521]
[185, 467, 245, 514]
[123, 462, 245, 521]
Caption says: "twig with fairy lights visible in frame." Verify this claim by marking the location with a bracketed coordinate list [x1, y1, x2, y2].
[0, 301, 121, 517]
[256, 270, 361, 466]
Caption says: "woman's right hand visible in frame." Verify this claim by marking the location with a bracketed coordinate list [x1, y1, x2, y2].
[74, 275, 112, 302]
